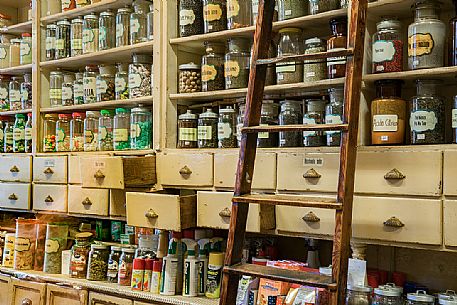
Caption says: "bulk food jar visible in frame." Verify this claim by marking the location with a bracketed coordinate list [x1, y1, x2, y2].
[129, 53, 152, 98]
[179, 63, 202, 93]
[9, 38, 20, 67]
[278, 0, 308, 20]
[130, 0, 149, 44]
[179, 0, 204, 37]
[328, 17, 348, 79]
[304, 37, 326, 82]
[83, 65, 98, 103]
[198, 108, 218, 148]
[227, 0, 252, 29]
[118, 247, 135, 286]
[99, 9, 115, 50]
[9, 76, 21, 111]
[20, 33, 32, 65]
[326, 87, 344, 146]
[71, 17, 83, 57]
[309, 0, 338, 15]
[43, 223, 68, 274]
[21, 73, 32, 109]
[277, 28, 303, 85]
[84, 111, 100, 151]
[13, 113, 26, 153]
[0, 75, 9, 110]
[116, 6, 132, 47]
[62, 73, 75, 106]
[50, 70, 63, 107]
[25, 113, 32, 153]
[218, 106, 237, 148]
[99, 109, 113, 151]
[56, 19, 71, 59]
[202, 42, 225, 91]
[4, 119, 13, 153]
[203, 0, 227, 33]
[303, 99, 327, 147]
[346, 285, 373, 305]
[116, 63, 129, 99]
[14, 219, 37, 270]
[107, 246, 122, 283]
[225, 38, 250, 89]
[130, 104, 152, 150]
[70, 112, 85, 151]
[96, 70, 115, 102]
[178, 110, 198, 148]
[258, 101, 279, 148]
[279, 100, 303, 147]
[0, 39, 9, 68]
[70, 232, 92, 278]
[46, 23, 57, 60]
[87, 244, 109, 281]
[372, 18, 403, 73]
[83, 13, 99, 54]
[43, 114, 58, 152]
[373, 285, 403, 305]
[74, 72, 84, 104]
[406, 291, 434, 305]
[114, 108, 130, 150]
[56, 113, 71, 152]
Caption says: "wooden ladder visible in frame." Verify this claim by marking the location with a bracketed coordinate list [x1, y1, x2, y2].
[219, 0, 368, 304]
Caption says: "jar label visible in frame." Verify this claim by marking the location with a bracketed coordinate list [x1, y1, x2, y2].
[62, 86, 73, 100]
[325, 114, 343, 134]
[74, 83, 84, 98]
[452, 109, 457, 128]
[303, 117, 316, 137]
[107, 259, 119, 277]
[201, 64, 218, 82]
[84, 130, 94, 144]
[46, 37, 56, 51]
[410, 111, 437, 132]
[14, 238, 31, 252]
[225, 60, 241, 78]
[252, 0, 259, 21]
[198, 125, 213, 140]
[285, 9, 292, 16]
[45, 239, 61, 254]
[304, 157, 324, 167]
[130, 123, 141, 139]
[0, 87, 7, 99]
[218, 122, 233, 139]
[305, 72, 316, 78]
[408, 33, 434, 57]
[71, 38, 82, 51]
[227, 0, 241, 18]
[96, 79, 108, 94]
[128, 73, 142, 89]
[327, 48, 347, 66]
[115, 76, 127, 93]
[372, 40, 396, 63]
[0, 46, 7, 59]
[99, 126, 109, 141]
[99, 26, 107, 44]
[25, 128, 32, 140]
[61, 0, 72, 9]
[116, 24, 124, 40]
[20, 42, 31, 57]
[179, 127, 197, 141]
[55, 39, 65, 50]
[373, 114, 398, 132]
[21, 88, 30, 101]
[258, 124, 269, 139]
[70, 252, 88, 274]
[180, 9, 196, 26]
[50, 88, 62, 100]
[13, 128, 25, 141]
[56, 128, 66, 143]
[9, 89, 20, 102]
[204, 4, 223, 22]
[130, 17, 140, 34]
[83, 76, 96, 98]
[114, 128, 129, 142]
[5, 132, 12, 144]
[276, 62, 296, 73]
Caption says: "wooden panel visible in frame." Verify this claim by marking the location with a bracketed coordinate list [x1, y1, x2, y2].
[0, 274, 11, 305]
[0, 182, 31, 210]
[89, 292, 132, 305]
[80, 156, 124, 189]
[126, 193, 196, 231]
[443, 151, 457, 196]
[10, 278, 46, 305]
[0, 156, 32, 182]
[110, 189, 126, 217]
[46, 284, 87, 305]
[68, 155, 82, 184]
[214, 152, 276, 189]
[444, 199, 457, 247]
[33, 156, 68, 184]
[122, 155, 156, 187]
[157, 152, 213, 187]
[68, 185, 109, 216]
[33, 184, 68, 212]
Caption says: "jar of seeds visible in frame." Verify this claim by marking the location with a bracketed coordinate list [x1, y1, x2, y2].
[13, 114, 25, 153]
[202, 42, 225, 91]
[203, 0, 227, 33]
[225, 38, 250, 89]
[83, 13, 99, 54]
[372, 18, 403, 73]
[99, 9, 115, 50]
[21, 73, 32, 109]
[258, 100, 279, 148]
[56, 113, 71, 152]
[179, 63, 202, 93]
[198, 108, 218, 148]
[62, 73, 75, 106]
[9, 76, 21, 111]
[227, 0, 252, 29]
[179, 0, 204, 37]
[0, 75, 9, 110]
[218, 106, 237, 148]
[178, 110, 198, 148]
[20, 33, 32, 65]
[236, 101, 245, 147]
[107, 246, 122, 283]
[46, 24, 56, 60]
[74, 72, 84, 104]
[278, 0, 308, 21]
[84, 111, 99, 151]
[43, 223, 68, 274]
[303, 99, 326, 147]
[4, 119, 13, 153]
[309, 0, 339, 15]
[116, 6, 132, 47]
[70, 112, 85, 151]
[25, 113, 32, 153]
[56, 19, 71, 59]
[130, 104, 152, 150]
[98, 110, 113, 151]
[70, 232, 92, 278]
[70, 17, 83, 57]
[130, 0, 148, 44]
[96, 73, 115, 102]
[43, 114, 58, 152]
[115, 63, 129, 100]
[9, 39, 20, 67]
[83, 65, 98, 104]
[279, 100, 303, 147]
[304, 37, 326, 82]
[50, 70, 63, 107]
[114, 108, 130, 150]
[277, 28, 304, 85]
[326, 87, 344, 146]
[129, 53, 152, 98]
[87, 244, 109, 281]
[328, 17, 348, 79]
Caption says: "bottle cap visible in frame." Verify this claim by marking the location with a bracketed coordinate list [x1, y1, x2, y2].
[133, 258, 145, 270]
[21, 33, 32, 38]
[208, 252, 224, 265]
[153, 259, 162, 272]
[15, 114, 25, 119]
[116, 107, 128, 114]
[72, 112, 85, 119]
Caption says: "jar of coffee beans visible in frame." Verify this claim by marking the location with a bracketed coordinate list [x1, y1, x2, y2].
[179, 0, 204, 37]
[202, 42, 225, 91]
[218, 106, 237, 148]
[279, 100, 303, 147]
[198, 108, 218, 148]
[179, 63, 202, 93]
[178, 110, 198, 148]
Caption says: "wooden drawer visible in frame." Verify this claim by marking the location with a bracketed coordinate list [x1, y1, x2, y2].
[214, 152, 276, 189]
[355, 151, 442, 196]
[46, 284, 87, 305]
[80, 155, 156, 189]
[10, 278, 46, 305]
[277, 152, 339, 192]
[0, 274, 11, 305]
[68, 155, 82, 184]
[68, 185, 109, 216]
[157, 152, 213, 187]
[443, 151, 457, 195]
[0, 156, 32, 182]
[0, 183, 31, 210]
[89, 292, 133, 305]
[33, 156, 68, 184]
[126, 193, 196, 231]
[197, 191, 275, 232]
[33, 184, 68, 212]
[444, 199, 457, 246]
[110, 189, 127, 217]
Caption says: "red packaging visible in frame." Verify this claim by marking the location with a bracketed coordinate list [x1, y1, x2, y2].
[131, 258, 145, 291]
[143, 258, 154, 292]
[182, 229, 195, 239]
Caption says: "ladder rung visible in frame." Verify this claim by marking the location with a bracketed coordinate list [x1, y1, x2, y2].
[242, 124, 348, 134]
[224, 263, 337, 290]
[257, 48, 354, 66]
[233, 194, 342, 209]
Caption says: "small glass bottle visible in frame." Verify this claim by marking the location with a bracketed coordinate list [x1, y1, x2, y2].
[278, 0, 308, 21]
[20, 33, 32, 65]
[56, 19, 71, 59]
[83, 13, 99, 54]
[346, 285, 373, 305]
[24, 113, 32, 153]
[130, 104, 152, 150]
[179, 0, 203, 37]
[277, 28, 304, 85]
[45, 24, 57, 61]
[227, 0, 252, 29]
[304, 37, 326, 83]
[70, 112, 85, 151]
[21, 73, 32, 110]
[327, 17, 347, 79]
[203, 0, 227, 33]
[107, 246, 122, 283]
[303, 99, 326, 147]
[178, 110, 198, 149]
[326, 87, 344, 146]
[129, 53, 152, 98]
[372, 18, 403, 73]
[0, 75, 9, 111]
[198, 108, 218, 148]
[13, 114, 25, 153]
[115, 63, 129, 100]
[74, 72, 84, 104]
[56, 113, 71, 152]
[96, 72, 115, 102]
[84, 111, 100, 152]
[118, 247, 135, 286]
[9, 76, 22, 111]
[4, 119, 13, 153]
[130, 0, 148, 44]
[87, 244, 109, 281]
[99, 9, 115, 51]
[70, 232, 92, 279]
[225, 38, 250, 89]
[50, 70, 63, 107]
[218, 106, 237, 148]
[70, 17, 83, 57]
[83, 65, 98, 104]
[114, 108, 130, 150]
[116, 6, 132, 47]
[43, 114, 58, 152]
[258, 101, 279, 148]
[62, 73, 75, 106]
[98, 109, 113, 151]
[202, 42, 225, 91]
[147, 4, 154, 40]
[279, 100, 303, 147]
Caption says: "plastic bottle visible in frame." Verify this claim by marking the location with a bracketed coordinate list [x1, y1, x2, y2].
[206, 252, 224, 298]
[160, 237, 178, 295]
[197, 238, 211, 296]
[131, 258, 145, 291]
[143, 258, 154, 292]
[151, 259, 162, 294]
[182, 240, 198, 297]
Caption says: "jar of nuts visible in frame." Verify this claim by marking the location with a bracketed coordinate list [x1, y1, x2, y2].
[179, 63, 201, 93]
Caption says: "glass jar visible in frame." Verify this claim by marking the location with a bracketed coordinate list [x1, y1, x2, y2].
[9, 76, 21, 111]
[74, 72, 84, 104]
[218, 106, 237, 148]
[179, 0, 203, 37]
[13, 114, 25, 153]
[326, 87, 344, 146]
[227, 0, 252, 29]
[76, 0, 91, 8]
[203, 0, 227, 33]
[56, 19, 71, 59]
[373, 285, 403, 305]
[147, 4, 154, 40]
[202, 42, 225, 91]
[14, 219, 37, 270]
[56, 113, 71, 152]
[371, 80, 406, 145]
[410, 79, 444, 144]
[83, 13, 99, 54]
[50, 70, 63, 107]
[236, 102, 245, 147]
[130, 1, 148, 44]
[25, 113, 32, 153]
[4, 119, 13, 153]
[46, 24, 57, 60]
[0, 40, 10, 68]
[439, 297, 457, 305]
[96, 73, 115, 102]
[304, 37, 326, 82]
[70, 232, 92, 279]
[71, 17, 83, 57]
[129, 53, 152, 98]
[34, 222, 46, 271]
[118, 247, 135, 286]
[406, 291, 434, 305]
[0, 75, 9, 110]
[258, 101, 279, 148]
[303, 99, 326, 147]
[372, 18, 403, 73]
[43, 224, 68, 274]
[70, 112, 85, 151]
[99, 10, 115, 50]
[130, 104, 152, 150]
[43, 114, 58, 152]
[278, 0, 308, 21]
[98, 109, 113, 151]
[277, 28, 303, 85]
[107, 246, 122, 283]
[84, 111, 99, 151]
[327, 17, 347, 79]
[115, 63, 129, 100]
[87, 244, 109, 281]
[179, 63, 202, 93]
[62, 73, 75, 106]
[116, 6, 132, 47]
[61, 0, 76, 11]
[20, 33, 32, 65]
[408, 0, 445, 70]
[198, 108, 218, 148]
[309, 0, 338, 15]
[346, 285, 372, 305]
[83, 65, 98, 103]
[114, 107, 130, 150]
[21, 73, 32, 110]
[9, 38, 20, 67]
[225, 38, 250, 89]
[279, 100, 303, 147]
[178, 110, 198, 148]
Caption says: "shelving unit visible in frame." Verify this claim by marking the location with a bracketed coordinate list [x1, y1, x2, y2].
[0, 20, 32, 34]
[0, 63, 33, 74]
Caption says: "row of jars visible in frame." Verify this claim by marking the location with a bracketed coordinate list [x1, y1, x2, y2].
[0, 113, 33, 153]
[0, 74, 32, 111]
[49, 54, 153, 107]
[45, 1, 153, 61]
[179, 18, 347, 93]
[178, 87, 344, 149]
[179, 0, 346, 37]
[0, 33, 32, 68]
[42, 106, 152, 152]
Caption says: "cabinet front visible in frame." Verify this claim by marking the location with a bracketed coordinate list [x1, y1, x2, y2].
[0, 274, 11, 305]
[89, 292, 132, 305]
[444, 199, 457, 247]
[0, 183, 31, 210]
[68, 155, 82, 184]
[68, 185, 109, 216]
[33, 156, 68, 184]
[443, 151, 457, 195]
[33, 184, 68, 212]
[0, 156, 32, 182]
[11, 279, 46, 305]
[80, 156, 125, 189]
[46, 284, 87, 305]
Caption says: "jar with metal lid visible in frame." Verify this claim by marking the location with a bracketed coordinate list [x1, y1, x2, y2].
[25, 113, 32, 153]
[179, 0, 204, 37]
[407, 291, 434, 305]
[372, 18, 403, 73]
[129, 53, 152, 98]
[74, 72, 84, 104]
[179, 63, 202, 93]
[130, 0, 148, 44]
[114, 108, 130, 150]
[4, 119, 13, 153]
[118, 247, 135, 286]
[203, 0, 227, 33]
[202, 42, 225, 91]
[21, 73, 32, 109]
[86, 244, 109, 281]
[309, 0, 339, 15]
[70, 232, 92, 278]
[225, 38, 250, 89]
[9, 76, 21, 111]
[408, 0, 445, 70]
[278, 0, 308, 21]
[9, 38, 20, 67]
[198, 108, 218, 148]
[227, 0, 252, 29]
[50, 70, 63, 107]
[116, 6, 132, 47]
[346, 285, 372, 305]
[438, 290, 457, 301]
[135, 234, 157, 259]
[303, 99, 326, 147]
[236, 101, 245, 147]
[115, 63, 129, 100]
[46, 24, 57, 60]
[277, 28, 303, 85]
[76, 0, 91, 8]
[83, 13, 99, 54]
[62, 73, 75, 106]
[326, 87, 344, 146]
[107, 246, 122, 283]
[70, 112, 85, 151]
[56, 19, 71, 59]
[373, 285, 403, 305]
[83, 65, 98, 104]
[279, 100, 303, 147]
[130, 104, 152, 149]
[43, 114, 58, 152]
[258, 101, 279, 148]
[84, 111, 99, 151]
[56, 113, 71, 152]
[96, 73, 115, 102]
[99, 9, 115, 50]
[439, 297, 457, 305]
[13, 114, 25, 153]
[0, 75, 8, 110]
[0, 40, 9, 68]
[178, 110, 198, 148]
[98, 109, 113, 151]
[327, 17, 348, 79]
[304, 37, 326, 82]
[147, 4, 154, 40]
[20, 33, 32, 65]
[71, 17, 83, 57]
[218, 106, 237, 148]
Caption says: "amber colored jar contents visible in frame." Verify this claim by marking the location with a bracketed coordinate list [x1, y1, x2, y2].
[327, 17, 347, 79]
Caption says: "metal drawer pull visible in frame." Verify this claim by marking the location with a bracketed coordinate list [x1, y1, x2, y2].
[8, 193, 18, 201]
[219, 207, 232, 218]
[302, 211, 320, 223]
[383, 216, 404, 228]
[45, 195, 54, 203]
[145, 209, 159, 219]
[10, 165, 19, 173]
[179, 165, 192, 176]
[82, 197, 92, 205]
[22, 298, 32, 305]
[384, 168, 405, 180]
[43, 167, 54, 175]
[94, 169, 106, 179]
[303, 168, 321, 179]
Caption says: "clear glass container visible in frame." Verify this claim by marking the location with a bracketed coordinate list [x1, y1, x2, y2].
[326, 87, 344, 146]
[303, 99, 326, 147]
[236, 102, 245, 147]
[83, 65, 98, 104]
[179, 0, 203, 37]
[4, 119, 13, 153]
[107, 246, 122, 283]
[278, 0, 308, 21]
[115, 63, 129, 100]
[0, 75, 9, 110]
[372, 18, 403, 73]
[98, 109, 113, 151]
[130, 104, 152, 150]
[225, 38, 250, 89]
[9, 76, 22, 111]
[46, 24, 57, 61]
[71, 17, 83, 57]
[62, 73, 75, 106]
[83, 13, 99, 54]
[14, 219, 37, 270]
[9, 38, 20, 67]
[114, 107, 130, 150]
[84, 111, 100, 151]
[43, 223, 68, 274]
[70, 112, 85, 151]
[178, 110, 198, 148]
[218, 106, 237, 148]
[116, 6, 132, 47]
[198, 108, 218, 148]
[20, 33, 32, 65]
[0, 40, 10, 68]
[130, 0, 148, 44]
[21, 73, 32, 110]
[258, 101, 279, 148]
[147, 4, 154, 40]
[277, 28, 303, 84]
[43, 114, 58, 152]
[25, 113, 32, 153]
[373, 285, 403, 305]
[118, 247, 135, 286]
[346, 285, 372, 305]
[304, 37, 326, 82]
[202, 42, 225, 91]
[13, 114, 25, 153]
[56, 19, 71, 59]
[327, 17, 347, 79]
[406, 291, 434, 305]
[129, 53, 152, 98]
[99, 10, 115, 51]
[203, 0, 227, 33]
[86, 244, 109, 281]
[179, 63, 202, 93]
[56, 113, 71, 152]
[227, 0, 252, 29]
[309, 0, 339, 15]
[279, 100, 303, 147]
[96, 73, 115, 102]
[50, 70, 63, 107]
[70, 232, 92, 279]
[74, 72, 84, 104]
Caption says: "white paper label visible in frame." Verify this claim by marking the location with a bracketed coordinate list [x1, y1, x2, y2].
[276, 61, 296, 73]
[325, 114, 343, 134]
[0, 87, 8, 99]
[258, 123, 269, 139]
[13, 128, 24, 141]
[96, 79, 108, 93]
[9, 89, 20, 102]
[180, 9, 196, 26]
[302, 117, 316, 137]
[0, 47, 6, 59]
[452, 109, 457, 128]
[303, 157, 324, 167]
[20, 42, 31, 56]
[62, 86, 73, 100]
[46, 37, 55, 51]
[218, 122, 232, 139]
[83, 76, 96, 98]
[410, 110, 437, 132]
[116, 24, 124, 39]
[128, 73, 142, 89]
[198, 126, 212, 140]
[130, 17, 140, 34]
[372, 40, 396, 63]
[373, 114, 398, 132]
[327, 48, 347, 66]
[115, 76, 127, 94]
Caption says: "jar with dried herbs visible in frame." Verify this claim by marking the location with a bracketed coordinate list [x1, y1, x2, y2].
[25, 113, 32, 153]
[99, 10, 115, 50]
[87, 244, 109, 281]
[46, 24, 56, 60]
[178, 110, 198, 148]
[129, 53, 152, 98]
[277, 28, 304, 84]
[84, 111, 99, 151]
[218, 106, 237, 148]
[327, 17, 347, 79]
[227, 0, 252, 29]
[96, 73, 115, 102]
[62, 73, 75, 106]
[50, 70, 63, 107]
[9, 76, 21, 111]
[372, 18, 403, 73]
[202, 42, 225, 91]
[83, 13, 99, 54]
[70, 232, 92, 278]
[83, 65, 98, 103]
[326, 87, 344, 146]
[309, 0, 339, 15]
[56, 113, 71, 152]
[56, 19, 71, 59]
[43, 223, 68, 274]
[43, 114, 58, 152]
[0, 75, 9, 110]
[71, 17, 83, 57]
[70, 112, 85, 151]
[203, 0, 227, 33]
[304, 37, 326, 83]
[179, 63, 202, 93]
[115, 63, 129, 100]
[14, 219, 37, 270]
[74, 72, 84, 104]
[258, 101, 279, 148]
[107, 246, 122, 283]
[198, 108, 218, 148]
[118, 247, 135, 286]
[225, 38, 250, 89]
[179, 0, 204, 37]
[21, 73, 32, 109]
[303, 99, 326, 147]
[116, 6, 132, 47]
[278, 0, 308, 21]
[130, 1, 149, 44]
[13, 114, 25, 153]
[279, 100, 303, 147]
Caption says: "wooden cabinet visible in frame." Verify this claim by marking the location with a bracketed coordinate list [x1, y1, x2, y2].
[443, 150, 457, 196]
[89, 292, 132, 305]
[68, 185, 109, 216]
[444, 199, 457, 247]
[33, 184, 68, 212]
[0, 274, 11, 305]
[46, 284, 87, 305]
[0, 183, 31, 210]
[0, 156, 32, 183]
[33, 156, 68, 184]
[110, 189, 127, 217]
[10, 279, 46, 305]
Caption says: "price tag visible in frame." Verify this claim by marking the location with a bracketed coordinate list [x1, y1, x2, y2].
[44, 159, 55, 167]
[303, 157, 324, 167]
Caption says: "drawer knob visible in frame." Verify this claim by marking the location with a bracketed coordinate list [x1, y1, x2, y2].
[179, 165, 192, 176]
[9, 165, 19, 173]
[8, 193, 18, 201]
[44, 195, 54, 203]
[302, 211, 320, 223]
[94, 169, 106, 179]
[82, 197, 92, 206]
[383, 216, 404, 228]
[22, 298, 32, 305]
[219, 207, 232, 218]
[303, 168, 321, 179]
[145, 209, 159, 219]
[384, 168, 405, 180]
[43, 167, 54, 175]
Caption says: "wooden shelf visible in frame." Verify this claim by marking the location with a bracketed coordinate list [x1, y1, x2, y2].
[0, 109, 32, 116]
[40, 41, 154, 69]
[35, 149, 155, 156]
[363, 66, 457, 84]
[0, 63, 32, 75]
[0, 21, 32, 34]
